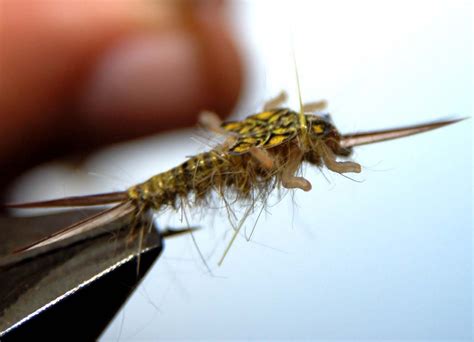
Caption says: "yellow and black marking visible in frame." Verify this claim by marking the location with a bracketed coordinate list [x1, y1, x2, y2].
[221, 109, 304, 154]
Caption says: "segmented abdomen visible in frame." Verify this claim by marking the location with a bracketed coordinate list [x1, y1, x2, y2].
[127, 149, 267, 211]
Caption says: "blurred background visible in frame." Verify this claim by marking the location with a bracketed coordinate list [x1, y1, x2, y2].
[8, 0, 472, 340]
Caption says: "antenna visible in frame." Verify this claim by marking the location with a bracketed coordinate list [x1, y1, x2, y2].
[291, 44, 304, 116]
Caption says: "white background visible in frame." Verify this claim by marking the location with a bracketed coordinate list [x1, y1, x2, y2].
[10, 1, 472, 340]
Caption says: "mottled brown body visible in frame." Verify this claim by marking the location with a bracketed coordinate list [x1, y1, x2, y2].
[126, 107, 350, 213]
[128, 149, 276, 212]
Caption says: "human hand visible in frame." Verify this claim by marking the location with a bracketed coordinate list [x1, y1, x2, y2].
[0, 0, 242, 191]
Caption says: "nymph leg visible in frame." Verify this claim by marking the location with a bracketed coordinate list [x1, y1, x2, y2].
[302, 100, 327, 112]
[316, 143, 361, 173]
[263, 91, 288, 110]
[199, 110, 227, 135]
[281, 147, 312, 191]
[249, 146, 274, 170]
[198, 110, 237, 150]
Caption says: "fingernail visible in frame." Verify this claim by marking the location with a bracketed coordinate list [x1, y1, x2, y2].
[79, 31, 208, 135]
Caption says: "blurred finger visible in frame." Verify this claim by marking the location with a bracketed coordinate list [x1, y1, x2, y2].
[0, 0, 242, 189]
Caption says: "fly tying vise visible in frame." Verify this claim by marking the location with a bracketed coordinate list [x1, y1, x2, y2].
[6, 91, 464, 264]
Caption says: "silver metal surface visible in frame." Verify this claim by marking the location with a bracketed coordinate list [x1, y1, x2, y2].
[0, 208, 161, 336]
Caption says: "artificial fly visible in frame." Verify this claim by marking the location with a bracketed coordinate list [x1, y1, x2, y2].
[5, 91, 465, 264]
